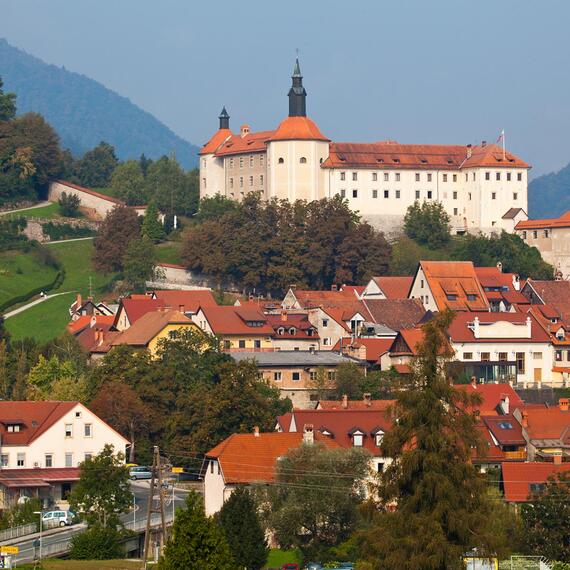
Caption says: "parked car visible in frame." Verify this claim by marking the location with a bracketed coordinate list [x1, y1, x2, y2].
[129, 466, 153, 480]
[42, 510, 75, 527]
[282, 565, 300, 570]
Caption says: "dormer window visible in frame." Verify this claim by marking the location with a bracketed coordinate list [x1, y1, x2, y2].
[289, 327, 296, 335]
[277, 327, 285, 335]
[349, 429, 365, 447]
[6, 424, 21, 433]
[375, 432, 384, 446]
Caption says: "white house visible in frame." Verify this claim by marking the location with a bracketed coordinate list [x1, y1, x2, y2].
[0, 401, 129, 510]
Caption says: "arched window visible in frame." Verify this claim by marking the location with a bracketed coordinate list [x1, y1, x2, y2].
[299, 157, 307, 164]
[289, 327, 296, 335]
[278, 157, 284, 164]
[277, 327, 285, 335]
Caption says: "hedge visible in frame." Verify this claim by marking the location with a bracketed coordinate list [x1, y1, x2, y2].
[0, 269, 66, 313]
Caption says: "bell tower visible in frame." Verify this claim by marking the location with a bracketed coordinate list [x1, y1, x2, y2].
[288, 57, 307, 117]
[218, 106, 230, 130]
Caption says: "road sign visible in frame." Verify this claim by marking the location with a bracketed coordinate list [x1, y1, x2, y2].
[172, 467, 184, 473]
[0, 547, 18, 554]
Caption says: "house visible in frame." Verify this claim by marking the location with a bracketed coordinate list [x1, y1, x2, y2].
[67, 314, 114, 337]
[408, 261, 489, 312]
[362, 298, 427, 332]
[307, 306, 353, 350]
[479, 415, 527, 461]
[112, 297, 166, 331]
[276, 407, 394, 474]
[74, 316, 120, 361]
[501, 461, 570, 503]
[69, 293, 114, 321]
[265, 312, 319, 351]
[0, 401, 129, 510]
[521, 279, 570, 326]
[281, 285, 361, 311]
[231, 350, 368, 408]
[192, 305, 274, 351]
[361, 276, 413, 300]
[514, 399, 570, 463]
[334, 337, 394, 366]
[203, 427, 339, 515]
[515, 212, 570, 279]
[150, 289, 217, 315]
[111, 309, 198, 356]
[474, 266, 526, 312]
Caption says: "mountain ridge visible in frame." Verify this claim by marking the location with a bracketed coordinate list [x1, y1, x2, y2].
[529, 161, 570, 219]
[0, 38, 199, 169]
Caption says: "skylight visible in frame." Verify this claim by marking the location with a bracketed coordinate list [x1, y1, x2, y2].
[498, 421, 513, 430]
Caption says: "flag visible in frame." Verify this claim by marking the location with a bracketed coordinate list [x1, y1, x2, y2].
[496, 129, 505, 143]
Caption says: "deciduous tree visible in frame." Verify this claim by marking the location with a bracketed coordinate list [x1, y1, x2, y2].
[110, 160, 146, 205]
[75, 141, 118, 188]
[404, 200, 451, 249]
[0, 77, 16, 121]
[58, 191, 81, 216]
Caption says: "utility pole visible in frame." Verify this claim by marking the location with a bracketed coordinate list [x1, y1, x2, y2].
[142, 446, 168, 569]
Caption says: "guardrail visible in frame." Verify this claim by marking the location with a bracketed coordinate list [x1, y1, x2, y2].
[0, 522, 37, 542]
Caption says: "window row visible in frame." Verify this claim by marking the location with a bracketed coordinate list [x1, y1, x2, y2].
[521, 229, 550, 240]
[273, 370, 336, 382]
[0, 452, 92, 468]
[278, 157, 317, 164]
[65, 423, 92, 438]
[228, 155, 265, 168]
[485, 171, 523, 182]
[338, 171, 524, 183]
[229, 175, 264, 189]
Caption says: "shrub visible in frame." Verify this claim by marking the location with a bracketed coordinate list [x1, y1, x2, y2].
[58, 192, 81, 217]
[69, 525, 122, 559]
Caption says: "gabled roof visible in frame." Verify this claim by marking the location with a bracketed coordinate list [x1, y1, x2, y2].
[76, 326, 120, 354]
[419, 261, 489, 312]
[206, 432, 339, 484]
[277, 409, 393, 455]
[516, 210, 570, 230]
[523, 280, 570, 326]
[214, 130, 275, 157]
[370, 276, 413, 299]
[0, 401, 79, 445]
[522, 403, 570, 441]
[389, 326, 452, 357]
[199, 305, 274, 336]
[502, 462, 570, 502]
[199, 128, 233, 155]
[474, 267, 516, 291]
[114, 297, 166, 328]
[482, 415, 526, 446]
[152, 289, 217, 314]
[317, 399, 396, 411]
[333, 337, 393, 362]
[502, 207, 527, 220]
[111, 309, 194, 347]
[67, 314, 114, 336]
[287, 287, 361, 309]
[266, 116, 329, 142]
[455, 383, 524, 416]
[266, 313, 318, 339]
[363, 298, 426, 331]
[461, 143, 529, 169]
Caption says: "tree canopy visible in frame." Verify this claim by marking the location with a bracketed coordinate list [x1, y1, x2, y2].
[74, 141, 118, 188]
[404, 200, 451, 249]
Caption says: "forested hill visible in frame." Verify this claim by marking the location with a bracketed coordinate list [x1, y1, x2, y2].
[529, 161, 570, 219]
[0, 38, 199, 168]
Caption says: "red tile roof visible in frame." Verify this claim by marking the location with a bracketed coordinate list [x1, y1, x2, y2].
[461, 143, 529, 169]
[502, 462, 570, 502]
[115, 297, 166, 328]
[266, 313, 318, 339]
[266, 116, 329, 142]
[214, 130, 276, 157]
[363, 299, 426, 331]
[199, 128, 233, 155]
[524, 280, 570, 327]
[455, 383, 524, 416]
[67, 315, 114, 336]
[371, 276, 413, 299]
[76, 326, 120, 354]
[337, 337, 394, 362]
[276, 409, 393, 456]
[482, 415, 526, 446]
[420, 261, 489, 312]
[474, 267, 517, 291]
[317, 399, 396, 411]
[206, 432, 338, 484]
[522, 404, 570, 441]
[515, 211, 570, 230]
[152, 289, 217, 314]
[0, 401, 78, 445]
[199, 305, 274, 336]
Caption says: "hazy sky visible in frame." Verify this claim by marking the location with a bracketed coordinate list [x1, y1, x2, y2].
[2, 0, 569, 176]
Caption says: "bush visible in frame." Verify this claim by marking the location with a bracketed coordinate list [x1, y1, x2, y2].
[41, 222, 94, 241]
[69, 525, 122, 559]
[58, 192, 81, 217]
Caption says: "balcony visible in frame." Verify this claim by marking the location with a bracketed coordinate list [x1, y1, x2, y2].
[448, 361, 517, 384]
[503, 450, 527, 460]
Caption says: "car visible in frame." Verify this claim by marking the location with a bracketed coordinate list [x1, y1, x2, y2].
[129, 466, 153, 480]
[42, 510, 75, 527]
[282, 565, 300, 570]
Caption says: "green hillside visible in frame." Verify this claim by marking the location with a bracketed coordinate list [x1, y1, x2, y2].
[529, 161, 570, 219]
[0, 38, 199, 169]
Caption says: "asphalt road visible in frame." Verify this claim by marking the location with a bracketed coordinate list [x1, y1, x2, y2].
[5, 481, 191, 565]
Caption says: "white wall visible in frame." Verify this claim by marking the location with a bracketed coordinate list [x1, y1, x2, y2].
[203, 458, 235, 515]
[408, 266, 437, 312]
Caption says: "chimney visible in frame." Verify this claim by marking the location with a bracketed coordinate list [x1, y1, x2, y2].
[470, 376, 477, 388]
[513, 274, 520, 291]
[281, 310, 287, 322]
[482, 140, 487, 148]
[559, 398, 569, 412]
[253, 426, 260, 437]
[526, 316, 532, 338]
[90, 315, 97, 328]
[473, 316, 480, 338]
[466, 144, 472, 159]
[341, 394, 348, 409]
[331, 284, 338, 292]
[363, 393, 372, 407]
[240, 124, 250, 138]
[500, 395, 510, 415]
[303, 424, 314, 445]
[496, 261, 503, 273]
[179, 304, 185, 313]
[76, 293, 82, 311]
[554, 453, 563, 465]
[522, 410, 529, 428]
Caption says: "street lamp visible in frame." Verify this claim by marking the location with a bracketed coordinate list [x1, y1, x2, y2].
[33, 511, 42, 562]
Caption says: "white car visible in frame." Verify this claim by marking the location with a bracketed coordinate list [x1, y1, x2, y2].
[42, 510, 75, 527]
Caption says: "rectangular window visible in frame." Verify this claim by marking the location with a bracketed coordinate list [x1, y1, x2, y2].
[453, 174, 457, 182]
[384, 190, 389, 199]
[340, 189, 346, 198]
[395, 173, 401, 182]
[556, 350, 563, 362]
[485, 172, 490, 181]
[17, 453, 25, 467]
[427, 173, 432, 182]
[516, 352, 525, 374]
[0, 454, 8, 467]
[84, 424, 92, 438]
[533, 231, 538, 239]
[443, 174, 448, 182]
[517, 172, 522, 181]
[323, 337, 331, 346]
[260, 175, 264, 186]
[239, 177, 243, 187]
[260, 155, 264, 166]
[223, 339, 231, 350]
[340, 172, 346, 181]
[274, 372, 282, 382]
[463, 352, 473, 360]
[65, 453, 73, 468]
[544, 229, 549, 238]
[522, 231, 527, 239]
[65, 424, 73, 438]
[352, 189, 358, 198]
[533, 352, 542, 360]
[499, 352, 508, 362]
[353, 434, 363, 447]
[45, 454, 53, 467]
[238, 340, 246, 349]
[481, 352, 490, 362]
[507, 172, 512, 181]
[427, 190, 432, 199]
[496, 172, 501, 181]
[513, 192, 518, 200]
[249, 176, 253, 186]
[453, 208, 458, 215]
[229, 178, 233, 189]
[468, 192, 472, 200]
[328, 371, 336, 381]
[352, 172, 358, 181]
[384, 173, 389, 182]
[84, 453, 92, 461]
[415, 173, 420, 182]
[254, 339, 261, 349]
[322, 319, 328, 328]
[472, 172, 476, 181]
[453, 191, 457, 199]
[309, 371, 317, 382]
[377, 462, 384, 472]
[415, 190, 420, 199]
[292, 372, 300, 381]
[239, 157, 244, 168]
[249, 155, 254, 167]
[395, 190, 401, 199]
[372, 189, 378, 199]
[492, 192, 496, 200]
[372, 172, 377, 181]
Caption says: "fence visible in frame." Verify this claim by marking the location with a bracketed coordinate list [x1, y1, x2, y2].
[0, 522, 37, 542]
[507, 556, 554, 570]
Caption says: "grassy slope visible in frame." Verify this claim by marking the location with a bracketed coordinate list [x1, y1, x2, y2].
[156, 242, 182, 265]
[5, 240, 114, 342]
[0, 250, 58, 306]
[265, 548, 302, 568]
[1, 202, 62, 219]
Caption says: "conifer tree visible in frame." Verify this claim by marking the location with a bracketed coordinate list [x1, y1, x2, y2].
[358, 310, 504, 570]
[219, 488, 268, 570]
[141, 201, 165, 242]
[158, 492, 234, 570]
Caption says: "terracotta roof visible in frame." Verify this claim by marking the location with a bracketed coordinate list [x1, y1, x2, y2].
[363, 298, 426, 331]
[266, 116, 329, 142]
[317, 399, 395, 411]
[214, 130, 275, 157]
[277, 409, 393, 456]
[111, 309, 194, 347]
[200, 305, 274, 336]
[474, 267, 516, 291]
[266, 313, 318, 339]
[522, 404, 570, 441]
[516, 211, 570, 230]
[482, 415, 526, 446]
[420, 261, 489, 312]
[447, 311, 550, 344]
[502, 462, 570, 502]
[152, 290, 217, 314]
[461, 143, 529, 169]
[455, 383, 524, 416]
[335, 337, 393, 362]
[524, 280, 570, 326]
[206, 432, 338, 484]
[67, 315, 114, 336]
[0, 401, 78, 445]
[371, 276, 413, 299]
[199, 128, 233, 155]
[0, 468, 81, 488]
[502, 290, 529, 304]
[76, 326, 120, 354]
[114, 297, 166, 328]
[288, 287, 361, 309]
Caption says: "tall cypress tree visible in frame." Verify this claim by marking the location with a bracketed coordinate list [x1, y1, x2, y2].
[359, 310, 502, 570]
[219, 488, 268, 570]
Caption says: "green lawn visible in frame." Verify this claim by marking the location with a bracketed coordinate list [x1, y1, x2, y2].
[0, 249, 59, 307]
[0, 202, 62, 219]
[5, 240, 115, 342]
[156, 242, 182, 265]
[265, 548, 302, 568]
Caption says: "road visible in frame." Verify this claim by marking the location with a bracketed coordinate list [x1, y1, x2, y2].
[5, 481, 191, 565]
[3, 291, 75, 319]
[0, 201, 51, 215]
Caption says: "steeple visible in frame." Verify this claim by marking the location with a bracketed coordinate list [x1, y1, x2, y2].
[218, 106, 230, 130]
[288, 57, 307, 117]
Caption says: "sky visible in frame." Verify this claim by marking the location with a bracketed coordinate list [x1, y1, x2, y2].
[1, 0, 570, 177]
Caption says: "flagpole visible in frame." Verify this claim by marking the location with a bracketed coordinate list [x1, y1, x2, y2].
[502, 129, 506, 161]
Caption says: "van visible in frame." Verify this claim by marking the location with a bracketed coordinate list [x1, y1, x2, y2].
[42, 510, 74, 527]
[129, 466, 153, 480]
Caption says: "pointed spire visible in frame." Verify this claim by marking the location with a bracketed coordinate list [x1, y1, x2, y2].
[292, 57, 302, 78]
[288, 56, 307, 117]
[218, 106, 230, 130]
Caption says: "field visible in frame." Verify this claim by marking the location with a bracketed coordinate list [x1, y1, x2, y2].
[0, 249, 59, 307]
[156, 242, 182, 265]
[19, 560, 143, 570]
[1, 202, 62, 219]
[5, 239, 115, 342]
[265, 548, 302, 568]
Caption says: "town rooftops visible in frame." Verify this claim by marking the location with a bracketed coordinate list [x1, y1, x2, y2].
[515, 211, 570, 230]
[151, 289, 217, 314]
[199, 305, 274, 336]
[363, 298, 426, 331]
[519, 399, 570, 442]
[523, 280, 570, 326]
[369, 276, 414, 299]
[455, 383, 524, 416]
[231, 350, 368, 368]
[334, 337, 394, 363]
[199, 128, 233, 155]
[205, 431, 339, 484]
[502, 462, 570, 502]
[482, 415, 526, 446]
[214, 129, 276, 157]
[317, 397, 396, 411]
[113, 297, 166, 328]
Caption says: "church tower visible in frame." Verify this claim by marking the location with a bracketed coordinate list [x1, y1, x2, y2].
[218, 106, 230, 130]
[288, 58, 307, 117]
